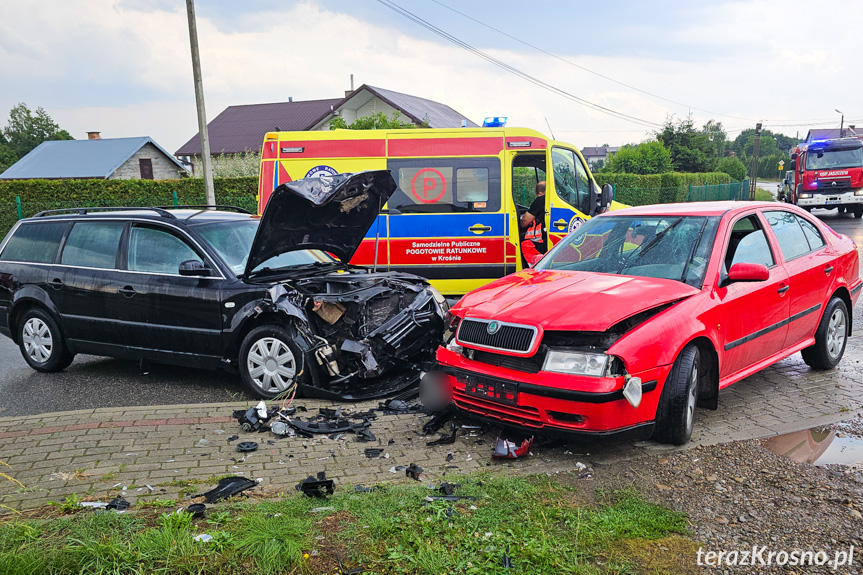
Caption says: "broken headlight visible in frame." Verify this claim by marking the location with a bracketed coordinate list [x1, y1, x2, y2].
[428, 286, 449, 316]
[543, 349, 610, 377]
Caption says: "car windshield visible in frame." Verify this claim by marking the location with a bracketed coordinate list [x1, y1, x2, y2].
[806, 147, 863, 170]
[535, 215, 719, 287]
[194, 219, 336, 276]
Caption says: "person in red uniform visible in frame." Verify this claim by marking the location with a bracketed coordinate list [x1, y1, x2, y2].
[519, 181, 547, 265]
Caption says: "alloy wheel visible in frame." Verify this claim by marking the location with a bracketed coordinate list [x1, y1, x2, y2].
[22, 318, 53, 363]
[246, 337, 296, 394]
[826, 308, 847, 359]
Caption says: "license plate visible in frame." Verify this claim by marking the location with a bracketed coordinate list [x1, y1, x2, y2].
[462, 374, 518, 405]
[825, 199, 841, 205]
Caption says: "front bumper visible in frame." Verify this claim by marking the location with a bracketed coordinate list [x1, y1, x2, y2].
[436, 347, 670, 436]
[797, 190, 863, 208]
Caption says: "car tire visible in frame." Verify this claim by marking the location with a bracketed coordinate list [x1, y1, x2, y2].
[801, 297, 848, 370]
[654, 344, 700, 445]
[239, 324, 304, 399]
[17, 308, 74, 373]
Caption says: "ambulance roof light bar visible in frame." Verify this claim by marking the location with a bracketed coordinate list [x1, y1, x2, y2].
[483, 117, 507, 128]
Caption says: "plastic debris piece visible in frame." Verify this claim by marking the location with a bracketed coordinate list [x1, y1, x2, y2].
[195, 439, 210, 448]
[80, 501, 108, 509]
[336, 552, 364, 575]
[197, 476, 257, 503]
[492, 436, 534, 459]
[502, 554, 513, 569]
[106, 496, 130, 511]
[311, 506, 335, 513]
[364, 448, 384, 458]
[426, 423, 457, 446]
[356, 429, 376, 442]
[405, 463, 423, 481]
[296, 472, 334, 498]
[354, 485, 379, 493]
[439, 482, 459, 496]
[270, 421, 291, 436]
[227, 435, 239, 442]
[575, 462, 587, 471]
[194, 534, 213, 543]
[185, 503, 206, 518]
[389, 466, 406, 474]
[237, 441, 258, 453]
[445, 453, 454, 462]
[422, 409, 453, 435]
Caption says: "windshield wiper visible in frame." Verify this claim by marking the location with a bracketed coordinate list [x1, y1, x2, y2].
[617, 218, 684, 274]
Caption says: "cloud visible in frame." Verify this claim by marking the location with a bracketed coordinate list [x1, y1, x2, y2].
[1, 0, 861, 154]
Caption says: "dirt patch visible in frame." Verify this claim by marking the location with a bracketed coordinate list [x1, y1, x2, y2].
[307, 510, 361, 574]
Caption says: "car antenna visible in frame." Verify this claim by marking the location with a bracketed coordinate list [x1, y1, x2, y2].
[545, 117, 556, 140]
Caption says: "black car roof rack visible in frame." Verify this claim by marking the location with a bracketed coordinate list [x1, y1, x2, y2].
[33, 206, 177, 219]
[156, 205, 252, 214]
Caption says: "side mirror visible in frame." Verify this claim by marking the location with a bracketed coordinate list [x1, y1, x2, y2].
[588, 181, 601, 216]
[790, 152, 798, 160]
[727, 262, 769, 283]
[599, 183, 614, 213]
[179, 260, 210, 277]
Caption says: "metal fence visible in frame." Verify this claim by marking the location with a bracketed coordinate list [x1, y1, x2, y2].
[685, 180, 750, 202]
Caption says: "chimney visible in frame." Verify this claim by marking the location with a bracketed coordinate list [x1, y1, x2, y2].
[288, 96, 293, 102]
[87, 131, 101, 140]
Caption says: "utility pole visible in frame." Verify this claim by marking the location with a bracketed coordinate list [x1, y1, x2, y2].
[186, 0, 215, 205]
[748, 122, 762, 200]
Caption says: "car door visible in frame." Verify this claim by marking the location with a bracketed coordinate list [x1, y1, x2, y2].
[54, 220, 129, 351]
[715, 213, 791, 379]
[118, 222, 223, 358]
[549, 146, 592, 246]
[762, 210, 833, 349]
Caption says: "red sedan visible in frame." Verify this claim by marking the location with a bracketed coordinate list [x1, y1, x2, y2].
[432, 202, 861, 444]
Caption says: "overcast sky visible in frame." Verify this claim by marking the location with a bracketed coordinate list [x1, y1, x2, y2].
[2, 0, 861, 154]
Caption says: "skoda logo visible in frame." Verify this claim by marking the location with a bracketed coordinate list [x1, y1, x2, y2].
[487, 321, 501, 335]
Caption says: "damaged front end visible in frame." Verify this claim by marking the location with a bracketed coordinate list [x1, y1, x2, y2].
[261, 273, 446, 400]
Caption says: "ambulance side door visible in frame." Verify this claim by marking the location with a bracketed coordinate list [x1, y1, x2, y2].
[548, 146, 592, 245]
[384, 157, 506, 294]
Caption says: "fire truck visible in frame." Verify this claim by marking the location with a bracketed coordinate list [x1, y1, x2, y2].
[789, 137, 863, 218]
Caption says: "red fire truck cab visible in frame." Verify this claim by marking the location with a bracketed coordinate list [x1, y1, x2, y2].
[790, 137, 863, 218]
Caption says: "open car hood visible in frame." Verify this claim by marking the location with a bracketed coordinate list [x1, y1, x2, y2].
[455, 269, 700, 332]
[245, 170, 397, 276]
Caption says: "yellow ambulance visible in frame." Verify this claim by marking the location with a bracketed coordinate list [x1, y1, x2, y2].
[258, 127, 618, 296]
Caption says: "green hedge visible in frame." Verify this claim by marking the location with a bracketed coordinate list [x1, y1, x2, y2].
[0, 177, 259, 239]
[595, 172, 732, 206]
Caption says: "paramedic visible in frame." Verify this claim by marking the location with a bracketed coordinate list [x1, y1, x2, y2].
[519, 181, 547, 264]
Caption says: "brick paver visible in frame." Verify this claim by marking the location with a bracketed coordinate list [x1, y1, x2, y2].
[1, 334, 862, 511]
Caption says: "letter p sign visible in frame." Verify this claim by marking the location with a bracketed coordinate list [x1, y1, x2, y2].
[410, 168, 447, 204]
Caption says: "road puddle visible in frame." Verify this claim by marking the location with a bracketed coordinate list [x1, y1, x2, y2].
[762, 426, 863, 469]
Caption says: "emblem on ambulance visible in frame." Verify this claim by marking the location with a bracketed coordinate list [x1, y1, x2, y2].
[305, 165, 338, 178]
[568, 217, 584, 233]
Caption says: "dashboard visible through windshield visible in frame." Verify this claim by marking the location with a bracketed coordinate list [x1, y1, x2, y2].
[535, 215, 720, 287]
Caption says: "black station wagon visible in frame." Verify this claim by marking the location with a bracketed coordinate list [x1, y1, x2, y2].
[0, 171, 446, 399]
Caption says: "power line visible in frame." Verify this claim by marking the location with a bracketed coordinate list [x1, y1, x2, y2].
[428, 0, 856, 128]
[376, 0, 664, 130]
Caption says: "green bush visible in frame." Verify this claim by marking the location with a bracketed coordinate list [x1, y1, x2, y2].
[0, 176, 258, 238]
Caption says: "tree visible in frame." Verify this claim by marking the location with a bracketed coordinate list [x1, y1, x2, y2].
[715, 156, 747, 181]
[3, 103, 73, 159]
[606, 140, 672, 174]
[329, 110, 426, 130]
[0, 133, 17, 174]
[701, 119, 728, 159]
[656, 115, 716, 172]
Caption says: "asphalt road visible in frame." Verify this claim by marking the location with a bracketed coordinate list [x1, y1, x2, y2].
[0, 209, 860, 417]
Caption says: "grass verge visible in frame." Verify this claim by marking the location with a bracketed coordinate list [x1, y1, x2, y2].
[0, 473, 693, 574]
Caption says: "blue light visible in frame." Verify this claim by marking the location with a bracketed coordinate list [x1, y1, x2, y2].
[483, 116, 507, 128]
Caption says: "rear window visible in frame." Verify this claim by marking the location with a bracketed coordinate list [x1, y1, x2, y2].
[387, 157, 501, 213]
[61, 222, 125, 269]
[0, 222, 68, 264]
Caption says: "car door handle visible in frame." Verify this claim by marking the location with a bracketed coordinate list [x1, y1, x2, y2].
[468, 224, 492, 234]
[824, 265, 834, 274]
[777, 285, 789, 294]
[49, 278, 63, 290]
[553, 219, 568, 230]
[118, 286, 137, 298]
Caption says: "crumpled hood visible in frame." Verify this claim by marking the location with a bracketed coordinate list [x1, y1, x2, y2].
[245, 170, 397, 275]
[455, 269, 700, 332]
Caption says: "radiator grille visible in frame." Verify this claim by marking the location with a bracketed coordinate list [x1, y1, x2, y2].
[457, 319, 536, 353]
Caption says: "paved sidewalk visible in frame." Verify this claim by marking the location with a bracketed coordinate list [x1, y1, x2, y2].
[2, 345, 863, 512]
